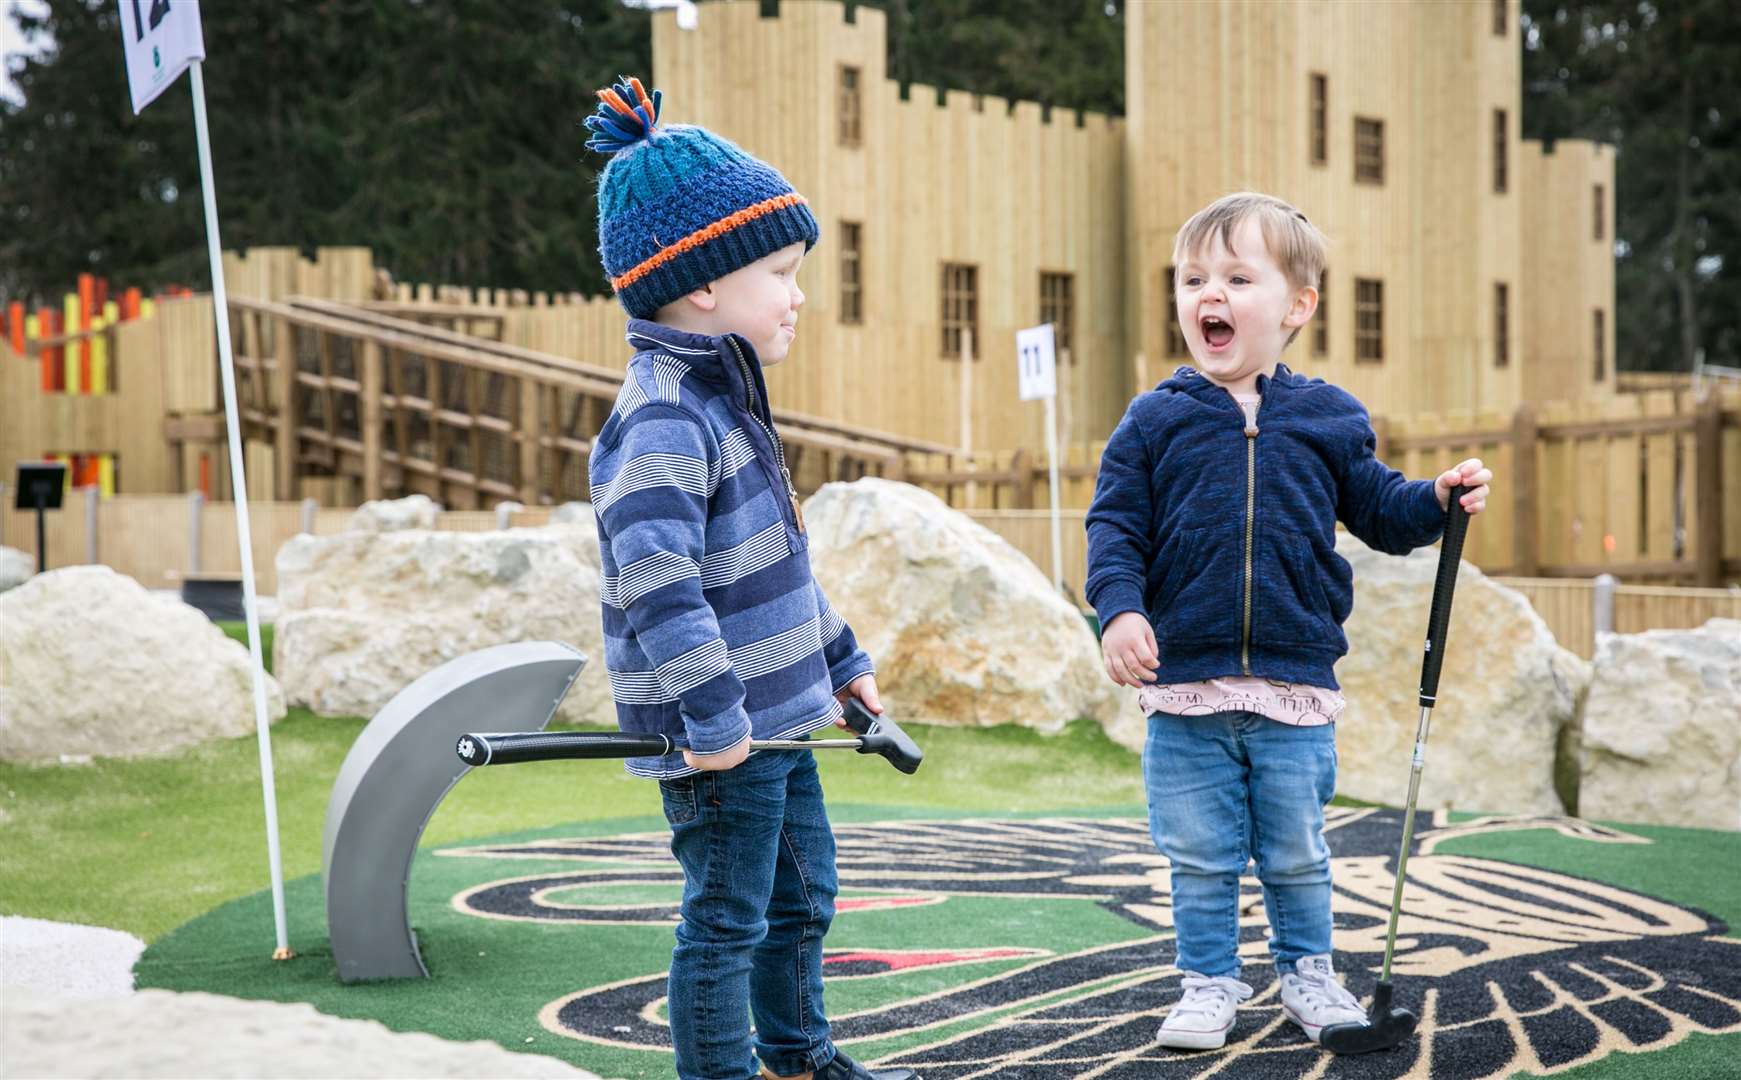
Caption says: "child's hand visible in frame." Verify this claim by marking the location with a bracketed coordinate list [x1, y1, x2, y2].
[1435, 458, 1493, 515]
[683, 733, 751, 772]
[835, 674, 883, 727]
[1101, 612, 1159, 687]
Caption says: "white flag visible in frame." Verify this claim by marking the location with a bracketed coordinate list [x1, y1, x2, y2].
[1016, 323, 1058, 402]
[117, 0, 205, 114]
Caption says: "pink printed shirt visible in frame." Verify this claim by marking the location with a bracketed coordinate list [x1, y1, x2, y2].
[1136, 677, 1345, 726]
[1134, 391, 1345, 727]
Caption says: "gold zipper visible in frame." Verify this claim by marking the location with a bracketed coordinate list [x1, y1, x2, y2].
[1240, 409, 1259, 675]
[727, 336, 806, 534]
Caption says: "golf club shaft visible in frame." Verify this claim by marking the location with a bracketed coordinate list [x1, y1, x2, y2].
[454, 716, 925, 774]
[1377, 485, 1469, 985]
[751, 738, 865, 751]
[1380, 703, 1434, 983]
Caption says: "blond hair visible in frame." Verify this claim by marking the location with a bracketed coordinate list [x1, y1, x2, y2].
[1173, 192, 1327, 345]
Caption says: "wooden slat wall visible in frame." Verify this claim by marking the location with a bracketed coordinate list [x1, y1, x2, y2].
[1518, 139, 1616, 404]
[222, 246, 375, 304]
[651, 1, 1129, 456]
[1126, 0, 1609, 420]
[0, 296, 217, 496]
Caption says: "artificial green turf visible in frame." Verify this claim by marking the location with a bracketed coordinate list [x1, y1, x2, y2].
[216, 619, 274, 673]
[132, 804, 1741, 1079]
[136, 808, 1161, 1078]
[1436, 818, 1741, 939]
[0, 713, 1146, 942]
[1430, 817, 1741, 1079]
[1512, 1033, 1741, 1080]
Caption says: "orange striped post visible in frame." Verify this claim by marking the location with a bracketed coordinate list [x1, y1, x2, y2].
[6, 301, 22, 356]
[122, 287, 141, 320]
[78, 273, 94, 392]
[198, 452, 212, 498]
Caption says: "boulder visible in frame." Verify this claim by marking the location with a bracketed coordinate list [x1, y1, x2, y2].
[539, 502, 602, 571]
[347, 493, 439, 533]
[1333, 533, 1588, 815]
[274, 525, 609, 725]
[1577, 618, 1740, 831]
[0, 545, 31, 593]
[804, 479, 1124, 737]
[3, 990, 599, 1079]
[0, 566, 286, 762]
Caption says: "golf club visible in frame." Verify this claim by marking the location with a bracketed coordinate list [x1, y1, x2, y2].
[1320, 485, 1471, 1055]
[455, 697, 923, 774]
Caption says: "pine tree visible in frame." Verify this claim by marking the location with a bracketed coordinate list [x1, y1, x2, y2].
[0, 0, 650, 303]
[1521, 0, 1741, 371]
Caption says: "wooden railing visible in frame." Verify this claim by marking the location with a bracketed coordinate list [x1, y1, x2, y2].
[223, 297, 948, 510]
[905, 389, 1741, 586]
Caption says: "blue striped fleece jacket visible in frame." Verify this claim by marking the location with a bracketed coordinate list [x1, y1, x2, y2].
[589, 318, 875, 778]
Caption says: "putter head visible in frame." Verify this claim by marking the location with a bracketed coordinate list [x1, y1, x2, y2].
[1320, 982, 1418, 1055]
[841, 698, 924, 775]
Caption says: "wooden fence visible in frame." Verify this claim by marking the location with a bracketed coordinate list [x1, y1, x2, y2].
[5, 493, 1733, 660]
[903, 388, 1741, 586]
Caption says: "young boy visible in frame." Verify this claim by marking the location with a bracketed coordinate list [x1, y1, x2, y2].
[585, 79, 917, 1080]
[1085, 192, 1492, 1051]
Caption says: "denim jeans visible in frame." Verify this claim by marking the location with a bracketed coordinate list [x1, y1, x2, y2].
[1143, 710, 1337, 978]
[659, 747, 839, 1080]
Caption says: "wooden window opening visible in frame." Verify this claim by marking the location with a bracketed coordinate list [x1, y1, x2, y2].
[1355, 117, 1384, 185]
[1039, 271, 1075, 361]
[1355, 278, 1384, 362]
[941, 262, 978, 359]
[839, 221, 863, 324]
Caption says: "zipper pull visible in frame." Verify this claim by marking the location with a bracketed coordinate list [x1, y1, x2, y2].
[782, 465, 806, 533]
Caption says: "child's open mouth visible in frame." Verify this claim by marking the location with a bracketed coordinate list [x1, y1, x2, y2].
[1200, 315, 1235, 351]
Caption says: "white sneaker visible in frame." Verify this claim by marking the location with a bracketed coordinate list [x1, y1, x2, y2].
[1280, 954, 1369, 1044]
[1157, 972, 1254, 1050]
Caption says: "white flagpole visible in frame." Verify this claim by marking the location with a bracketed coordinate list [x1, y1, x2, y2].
[1043, 391, 1063, 591]
[188, 59, 291, 960]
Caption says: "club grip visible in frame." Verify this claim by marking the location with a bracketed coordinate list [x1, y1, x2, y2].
[1418, 486, 1470, 706]
[456, 730, 672, 766]
[840, 697, 879, 735]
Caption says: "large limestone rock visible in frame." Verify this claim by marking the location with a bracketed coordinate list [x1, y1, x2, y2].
[4, 990, 599, 1079]
[543, 502, 603, 570]
[274, 523, 610, 725]
[0, 545, 31, 593]
[348, 493, 440, 533]
[0, 566, 286, 762]
[1578, 619, 1740, 831]
[805, 479, 1124, 737]
[1333, 533, 1588, 815]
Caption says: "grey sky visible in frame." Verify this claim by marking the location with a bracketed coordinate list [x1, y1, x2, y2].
[1, 1, 51, 106]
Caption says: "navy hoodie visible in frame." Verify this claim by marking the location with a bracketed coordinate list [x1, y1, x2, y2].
[1085, 363, 1445, 690]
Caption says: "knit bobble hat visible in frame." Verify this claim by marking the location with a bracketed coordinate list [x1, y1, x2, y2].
[586, 76, 820, 319]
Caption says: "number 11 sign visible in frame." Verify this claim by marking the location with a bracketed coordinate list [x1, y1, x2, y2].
[1015, 324, 1064, 591]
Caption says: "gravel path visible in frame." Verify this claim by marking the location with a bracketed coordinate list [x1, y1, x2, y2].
[1, 917, 602, 1079]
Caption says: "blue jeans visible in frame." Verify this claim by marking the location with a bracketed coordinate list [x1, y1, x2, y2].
[659, 747, 839, 1080]
[1143, 710, 1337, 978]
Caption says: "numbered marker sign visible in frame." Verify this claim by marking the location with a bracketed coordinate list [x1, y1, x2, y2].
[117, 0, 205, 114]
[1016, 323, 1057, 402]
